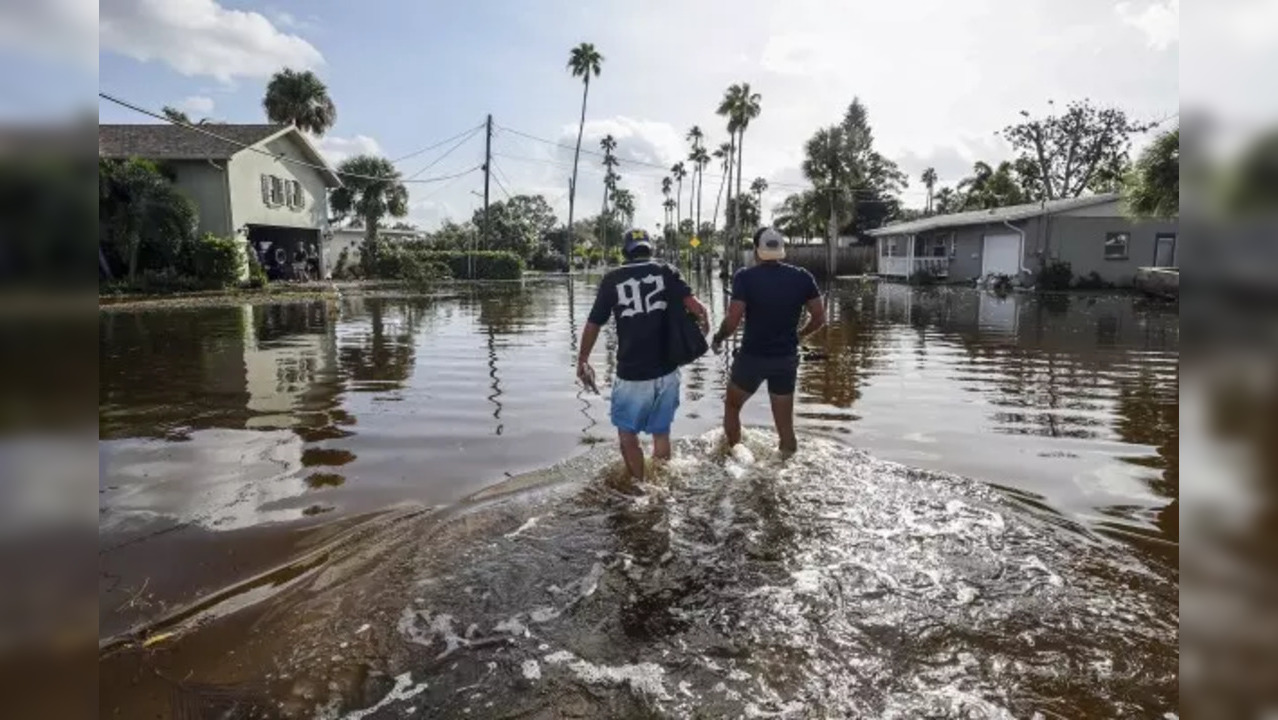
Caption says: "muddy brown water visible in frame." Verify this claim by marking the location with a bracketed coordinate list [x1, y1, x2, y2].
[98, 277, 1178, 718]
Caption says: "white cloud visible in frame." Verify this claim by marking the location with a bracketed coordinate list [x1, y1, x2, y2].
[1116, 0, 1179, 50]
[316, 134, 383, 165]
[178, 95, 215, 116]
[100, 0, 324, 82]
[0, 0, 97, 69]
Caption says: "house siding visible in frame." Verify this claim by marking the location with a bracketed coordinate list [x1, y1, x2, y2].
[1043, 216, 1178, 286]
[168, 160, 232, 237]
[226, 133, 331, 233]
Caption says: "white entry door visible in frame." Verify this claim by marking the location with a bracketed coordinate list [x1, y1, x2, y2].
[982, 233, 1021, 277]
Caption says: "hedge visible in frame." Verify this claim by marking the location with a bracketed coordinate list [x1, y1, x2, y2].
[407, 250, 523, 280]
[181, 233, 246, 289]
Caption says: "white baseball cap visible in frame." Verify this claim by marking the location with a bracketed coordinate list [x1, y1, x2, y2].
[753, 226, 786, 261]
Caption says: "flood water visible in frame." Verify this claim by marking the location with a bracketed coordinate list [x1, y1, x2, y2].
[98, 277, 1179, 718]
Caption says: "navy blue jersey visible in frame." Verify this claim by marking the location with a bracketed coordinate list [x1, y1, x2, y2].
[588, 260, 692, 381]
[730, 262, 821, 357]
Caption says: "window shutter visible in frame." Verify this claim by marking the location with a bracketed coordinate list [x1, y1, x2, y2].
[260, 174, 270, 205]
[294, 182, 306, 210]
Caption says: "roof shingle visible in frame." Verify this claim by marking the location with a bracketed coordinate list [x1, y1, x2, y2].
[98, 124, 286, 160]
[867, 194, 1120, 237]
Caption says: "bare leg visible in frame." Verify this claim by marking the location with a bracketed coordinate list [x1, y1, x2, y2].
[723, 382, 752, 447]
[618, 430, 646, 481]
[768, 393, 797, 455]
[653, 434, 672, 461]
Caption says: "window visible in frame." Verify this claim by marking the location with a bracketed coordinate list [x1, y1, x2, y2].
[1104, 232, 1130, 260]
[269, 175, 285, 206]
[927, 237, 947, 257]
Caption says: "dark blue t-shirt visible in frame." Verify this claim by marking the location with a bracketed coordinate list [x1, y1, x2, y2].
[588, 260, 692, 381]
[731, 262, 821, 357]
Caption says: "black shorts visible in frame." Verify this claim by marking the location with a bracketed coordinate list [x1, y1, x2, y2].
[730, 352, 800, 395]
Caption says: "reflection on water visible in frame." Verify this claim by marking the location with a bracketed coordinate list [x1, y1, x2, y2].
[97, 280, 1179, 717]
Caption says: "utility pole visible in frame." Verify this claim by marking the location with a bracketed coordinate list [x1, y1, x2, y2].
[483, 113, 493, 257]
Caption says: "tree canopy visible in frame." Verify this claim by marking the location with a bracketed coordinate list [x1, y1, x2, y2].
[330, 155, 408, 271]
[1002, 100, 1151, 200]
[99, 158, 198, 281]
[1123, 128, 1179, 218]
[474, 194, 558, 257]
[263, 68, 337, 135]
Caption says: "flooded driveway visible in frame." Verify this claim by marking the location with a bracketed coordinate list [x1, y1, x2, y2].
[98, 278, 1178, 717]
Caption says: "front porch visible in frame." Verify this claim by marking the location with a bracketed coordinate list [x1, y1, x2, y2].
[876, 233, 953, 279]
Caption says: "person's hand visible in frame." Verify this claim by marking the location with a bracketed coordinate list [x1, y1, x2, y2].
[576, 360, 599, 393]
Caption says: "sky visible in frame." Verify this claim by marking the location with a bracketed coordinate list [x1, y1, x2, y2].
[0, 0, 1236, 232]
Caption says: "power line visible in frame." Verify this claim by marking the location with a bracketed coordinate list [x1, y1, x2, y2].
[389, 121, 485, 163]
[491, 162, 515, 200]
[99, 91, 472, 185]
[415, 166, 480, 203]
[403, 125, 483, 180]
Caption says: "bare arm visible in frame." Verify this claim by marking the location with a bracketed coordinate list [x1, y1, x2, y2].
[683, 294, 710, 334]
[576, 321, 602, 392]
[712, 300, 746, 350]
[799, 297, 826, 340]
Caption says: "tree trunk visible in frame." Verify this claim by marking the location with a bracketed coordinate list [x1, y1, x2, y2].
[731, 131, 741, 268]
[567, 78, 590, 261]
[826, 188, 837, 278]
[735, 131, 746, 231]
[127, 231, 141, 283]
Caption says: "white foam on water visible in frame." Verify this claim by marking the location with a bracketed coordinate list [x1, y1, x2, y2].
[503, 516, 540, 539]
[361, 428, 1174, 718]
[543, 650, 671, 700]
[340, 672, 428, 720]
[520, 660, 541, 681]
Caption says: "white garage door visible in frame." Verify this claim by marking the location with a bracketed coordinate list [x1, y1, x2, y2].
[982, 233, 1021, 277]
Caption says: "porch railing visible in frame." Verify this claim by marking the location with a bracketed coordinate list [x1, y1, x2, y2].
[879, 256, 949, 277]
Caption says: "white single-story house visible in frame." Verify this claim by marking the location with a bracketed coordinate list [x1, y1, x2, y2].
[867, 194, 1179, 287]
[99, 123, 342, 281]
[324, 226, 426, 275]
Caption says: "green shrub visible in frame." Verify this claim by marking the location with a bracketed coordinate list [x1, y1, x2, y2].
[372, 247, 453, 284]
[408, 250, 523, 280]
[181, 233, 245, 289]
[1073, 271, 1113, 290]
[245, 251, 269, 289]
[1037, 260, 1073, 291]
[332, 247, 351, 279]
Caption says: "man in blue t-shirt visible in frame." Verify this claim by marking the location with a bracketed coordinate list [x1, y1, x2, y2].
[711, 227, 826, 454]
[577, 229, 710, 480]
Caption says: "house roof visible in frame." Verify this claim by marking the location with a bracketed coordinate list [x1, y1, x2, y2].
[99, 123, 285, 160]
[866, 194, 1120, 237]
[99, 123, 342, 187]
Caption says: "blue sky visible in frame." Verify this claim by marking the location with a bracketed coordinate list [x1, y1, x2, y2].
[4, 0, 1219, 230]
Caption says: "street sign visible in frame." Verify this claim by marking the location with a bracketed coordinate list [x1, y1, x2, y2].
[689, 237, 701, 248]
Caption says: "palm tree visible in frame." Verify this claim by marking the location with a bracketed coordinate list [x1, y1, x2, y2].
[711, 141, 732, 231]
[661, 176, 674, 241]
[566, 43, 604, 261]
[263, 68, 337, 135]
[671, 162, 687, 239]
[662, 197, 676, 241]
[718, 83, 761, 258]
[599, 134, 619, 251]
[921, 167, 938, 214]
[750, 177, 768, 222]
[329, 154, 409, 272]
[689, 145, 710, 240]
[803, 126, 855, 275]
[612, 187, 636, 226]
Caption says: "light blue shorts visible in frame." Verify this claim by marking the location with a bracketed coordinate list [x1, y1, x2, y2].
[610, 370, 681, 435]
